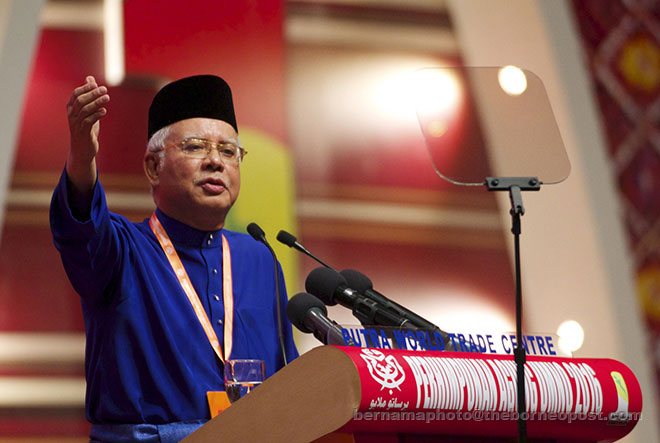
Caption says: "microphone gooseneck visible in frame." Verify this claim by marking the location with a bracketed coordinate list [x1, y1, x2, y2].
[276, 230, 336, 270]
[247, 222, 288, 366]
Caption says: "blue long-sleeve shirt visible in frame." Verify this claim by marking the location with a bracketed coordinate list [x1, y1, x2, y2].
[50, 170, 298, 424]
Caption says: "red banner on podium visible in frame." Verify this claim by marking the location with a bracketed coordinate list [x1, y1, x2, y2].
[337, 347, 641, 441]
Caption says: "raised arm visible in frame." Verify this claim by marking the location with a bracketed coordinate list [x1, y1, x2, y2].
[65, 76, 109, 217]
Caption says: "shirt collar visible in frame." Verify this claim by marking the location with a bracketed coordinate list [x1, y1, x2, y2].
[154, 208, 222, 248]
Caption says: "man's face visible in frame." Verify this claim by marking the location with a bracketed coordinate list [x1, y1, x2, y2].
[145, 117, 241, 230]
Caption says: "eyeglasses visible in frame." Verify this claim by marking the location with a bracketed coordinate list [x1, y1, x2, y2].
[163, 137, 247, 163]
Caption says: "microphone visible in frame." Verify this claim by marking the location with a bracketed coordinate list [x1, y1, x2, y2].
[305, 267, 411, 328]
[247, 222, 266, 242]
[341, 269, 454, 350]
[286, 292, 354, 346]
[341, 269, 439, 330]
[276, 230, 336, 270]
[247, 222, 288, 365]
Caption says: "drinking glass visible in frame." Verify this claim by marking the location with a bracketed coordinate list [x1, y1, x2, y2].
[224, 359, 265, 403]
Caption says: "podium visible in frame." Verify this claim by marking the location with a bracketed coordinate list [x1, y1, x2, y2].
[183, 346, 642, 442]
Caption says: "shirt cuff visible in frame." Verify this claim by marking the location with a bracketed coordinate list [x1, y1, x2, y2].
[49, 167, 108, 240]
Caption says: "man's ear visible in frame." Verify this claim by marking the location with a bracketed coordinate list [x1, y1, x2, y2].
[144, 152, 161, 187]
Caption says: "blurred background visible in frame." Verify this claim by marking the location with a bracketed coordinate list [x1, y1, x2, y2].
[0, 0, 658, 441]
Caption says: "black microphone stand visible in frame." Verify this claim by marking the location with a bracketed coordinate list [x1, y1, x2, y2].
[247, 223, 288, 366]
[486, 176, 540, 443]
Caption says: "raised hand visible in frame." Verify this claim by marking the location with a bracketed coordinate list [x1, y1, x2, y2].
[65, 76, 110, 215]
[67, 75, 109, 162]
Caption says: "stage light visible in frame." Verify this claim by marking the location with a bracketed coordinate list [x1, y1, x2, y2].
[104, 0, 124, 86]
[413, 68, 462, 120]
[557, 319, 585, 354]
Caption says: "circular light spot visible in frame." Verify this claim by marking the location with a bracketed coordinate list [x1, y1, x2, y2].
[557, 320, 585, 354]
[498, 65, 527, 96]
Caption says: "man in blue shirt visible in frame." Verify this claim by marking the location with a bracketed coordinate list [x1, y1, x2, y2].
[50, 75, 298, 441]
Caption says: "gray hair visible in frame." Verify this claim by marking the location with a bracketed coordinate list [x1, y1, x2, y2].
[146, 125, 171, 154]
[145, 126, 171, 195]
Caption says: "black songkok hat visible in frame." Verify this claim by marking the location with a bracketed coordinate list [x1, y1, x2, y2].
[147, 75, 238, 140]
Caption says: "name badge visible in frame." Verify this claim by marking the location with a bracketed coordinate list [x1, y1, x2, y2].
[207, 391, 231, 418]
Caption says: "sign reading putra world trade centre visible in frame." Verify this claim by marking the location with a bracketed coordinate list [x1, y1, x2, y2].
[339, 326, 565, 357]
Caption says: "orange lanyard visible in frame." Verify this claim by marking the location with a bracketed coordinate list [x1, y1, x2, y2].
[149, 213, 233, 363]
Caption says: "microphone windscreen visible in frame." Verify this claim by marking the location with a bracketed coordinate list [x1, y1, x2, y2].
[305, 267, 346, 306]
[247, 222, 265, 241]
[340, 269, 373, 292]
[276, 230, 297, 247]
[286, 292, 327, 333]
